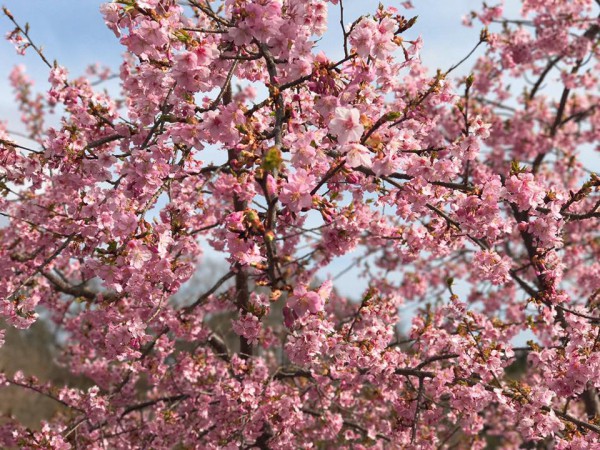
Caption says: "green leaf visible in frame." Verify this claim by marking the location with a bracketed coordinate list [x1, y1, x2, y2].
[262, 146, 282, 172]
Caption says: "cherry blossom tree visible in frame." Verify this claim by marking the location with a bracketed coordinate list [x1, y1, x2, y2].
[1, 0, 599, 448]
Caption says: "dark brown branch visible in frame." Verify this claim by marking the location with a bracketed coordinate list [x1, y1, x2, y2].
[0, 138, 43, 154]
[301, 408, 391, 442]
[182, 271, 235, 313]
[273, 368, 313, 380]
[339, 0, 348, 58]
[415, 353, 460, 370]
[556, 305, 600, 324]
[310, 160, 345, 196]
[121, 394, 188, 417]
[86, 134, 126, 150]
[553, 408, 600, 434]
[43, 271, 120, 303]
[7, 234, 75, 302]
[445, 38, 485, 76]
[197, 58, 239, 113]
[3, 7, 53, 69]
[208, 333, 231, 362]
[528, 56, 561, 102]
[411, 377, 425, 443]
[394, 368, 435, 378]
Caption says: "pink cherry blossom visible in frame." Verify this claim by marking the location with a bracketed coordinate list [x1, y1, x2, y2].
[505, 173, 546, 212]
[232, 314, 261, 344]
[344, 143, 372, 168]
[329, 107, 364, 145]
[472, 250, 512, 285]
[279, 168, 315, 212]
[0, 0, 599, 448]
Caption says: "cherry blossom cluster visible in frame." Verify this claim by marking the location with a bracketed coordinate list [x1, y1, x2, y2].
[0, 0, 599, 448]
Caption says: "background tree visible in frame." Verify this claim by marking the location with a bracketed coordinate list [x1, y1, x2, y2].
[0, 0, 599, 448]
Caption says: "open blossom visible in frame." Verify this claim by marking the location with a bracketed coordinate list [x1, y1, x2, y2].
[472, 250, 512, 285]
[528, 216, 563, 249]
[100, 3, 121, 37]
[471, 115, 491, 138]
[173, 45, 218, 92]
[288, 281, 332, 319]
[245, 2, 285, 43]
[505, 173, 545, 211]
[126, 241, 152, 269]
[279, 168, 315, 212]
[349, 17, 396, 59]
[349, 19, 375, 58]
[232, 314, 261, 344]
[154, 230, 172, 257]
[0, 0, 599, 448]
[329, 107, 364, 145]
[48, 65, 68, 87]
[172, 51, 211, 92]
[344, 143, 372, 168]
[372, 17, 397, 58]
